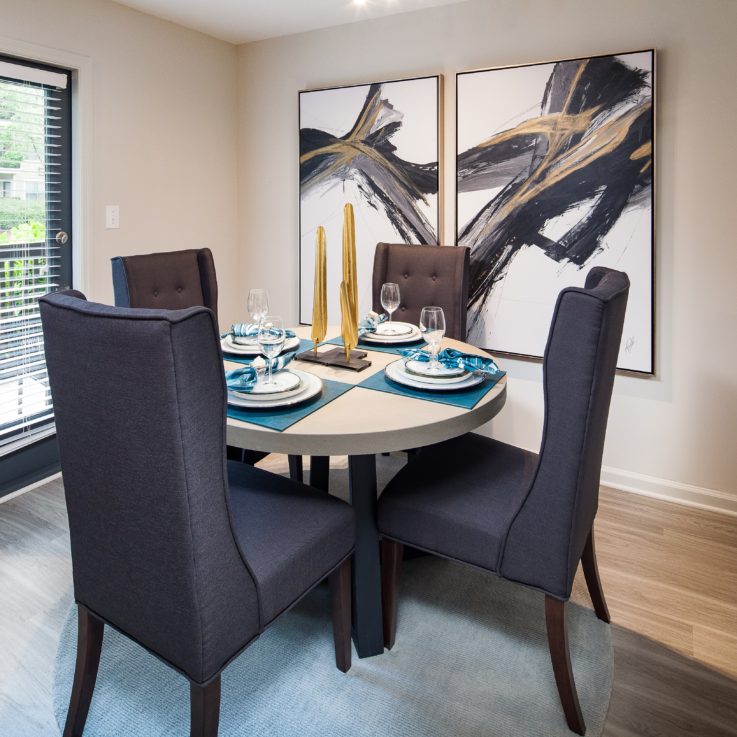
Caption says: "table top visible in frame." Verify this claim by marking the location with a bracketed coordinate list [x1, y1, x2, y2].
[225, 326, 507, 457]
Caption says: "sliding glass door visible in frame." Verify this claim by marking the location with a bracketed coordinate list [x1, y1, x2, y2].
[0, 55, 72, 492]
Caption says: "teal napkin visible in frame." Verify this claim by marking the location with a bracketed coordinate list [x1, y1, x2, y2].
[399, 347, 502, 378]
[228, 323, 296, 339]
[225, 352, 295, 393]
[358, 311, 388, 337]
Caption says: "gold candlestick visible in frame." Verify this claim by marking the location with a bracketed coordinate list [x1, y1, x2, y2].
[310, 226, 327, 352]
[340, 203, 359, 360]
[340, 281, 358, 360]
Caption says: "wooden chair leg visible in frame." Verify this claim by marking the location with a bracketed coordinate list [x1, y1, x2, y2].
[581, 529, 610, 623]
[63, 605, 104, 737]
[288, 454, 303, 483]
[190, 677, 221, 737]
[329, 558, 352, 673]
[381, 539, 403, 650]
[310, 455, 330, 492]
[545, 596, 585, 735]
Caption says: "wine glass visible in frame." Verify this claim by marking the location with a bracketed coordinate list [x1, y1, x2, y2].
[247, 288, 269, 326]
[257, 316, 285, 387]
[419, 306, 446, 373]
[380, 282, 401, 334]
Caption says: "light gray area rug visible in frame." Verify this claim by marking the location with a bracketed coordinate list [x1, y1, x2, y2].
[53, 557, 612, 737]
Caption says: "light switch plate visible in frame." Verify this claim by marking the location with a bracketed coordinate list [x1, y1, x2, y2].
[105, 205, 120, 229]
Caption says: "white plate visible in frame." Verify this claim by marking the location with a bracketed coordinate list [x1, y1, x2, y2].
[228, 370, 302, 401]
[222, 334, 300, 356]
[361, 326, 423, 345]
[385, 359, 485, 391]
[404, 358, 467, 380]
[373, 321, 414, 337]
[228, 370, 322, 409]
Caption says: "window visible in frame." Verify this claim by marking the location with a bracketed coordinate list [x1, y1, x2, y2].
[0, 55, 71, 470]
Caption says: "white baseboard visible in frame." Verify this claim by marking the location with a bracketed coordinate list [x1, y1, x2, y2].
[600, 466, 737, 518]
[0, 472, 62, 505]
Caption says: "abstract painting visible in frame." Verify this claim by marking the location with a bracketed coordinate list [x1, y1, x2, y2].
[300, 75, 441, 323]
[457, 51, 654, 373]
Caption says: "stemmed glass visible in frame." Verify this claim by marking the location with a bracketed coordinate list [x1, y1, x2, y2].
[247, 288, 269, 326]
[248, 289, 269, 325]
[380, 282, 401, 334]
[247, 289, 269, 385]
[419, 306, 446, 373]
[257, 316, 285, 387]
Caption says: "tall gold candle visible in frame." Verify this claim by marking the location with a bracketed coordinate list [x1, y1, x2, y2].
[340, 281, 358, 361]
[342, 203, 358, 324]
[340, 203, 359, 360]
[310, 226, 327, 352]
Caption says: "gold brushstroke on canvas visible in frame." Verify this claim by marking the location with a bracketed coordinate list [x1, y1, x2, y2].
[472, 59, 652, 240]
[300, 87, 429, 206]
[631, 141, 652, 173]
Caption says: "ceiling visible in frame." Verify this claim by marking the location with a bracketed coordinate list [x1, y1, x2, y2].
[111, 0, 468, 45]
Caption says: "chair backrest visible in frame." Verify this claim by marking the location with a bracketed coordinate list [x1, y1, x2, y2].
[372, 243, 470, 340]
[39, 291, 259, 684]
[500, 267, 629, 599]
[111, 248, 219, 323]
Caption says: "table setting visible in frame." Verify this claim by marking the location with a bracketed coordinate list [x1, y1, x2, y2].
[355, 303, 506, 407]
[222, 302, 340, 418]
[223, 204, 505, 430]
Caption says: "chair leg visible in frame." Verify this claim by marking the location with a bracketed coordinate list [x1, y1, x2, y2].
[310, 455, 330, 492]
[288, 454, 303, 483]
[63, 605, 104, 737]
[581, 529, 610, 623]
[190, 677, 221, 737]
[381, 539, 403, 650]
[329, 558, 352, 673]
[545, 597, 585, 735]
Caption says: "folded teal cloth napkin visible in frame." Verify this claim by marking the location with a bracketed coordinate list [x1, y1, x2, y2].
[358, 311, 388, 337]
[399, 347, 502, 377]
[228, 323, 296, 339]
[225, 352, 295, 392]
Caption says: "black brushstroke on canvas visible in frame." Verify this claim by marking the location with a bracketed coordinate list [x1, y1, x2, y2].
[300, 83, 438, 244]
[458, 56, 652, 324]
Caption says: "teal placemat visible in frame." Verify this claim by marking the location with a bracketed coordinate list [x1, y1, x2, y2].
[227, 378, 353, 431]
[357, 367, 506, 409]
[223, 338, 314, 366]
[324, 335, 426, 356]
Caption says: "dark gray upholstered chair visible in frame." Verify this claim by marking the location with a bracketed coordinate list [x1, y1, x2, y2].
[372, 243, 470, 340]
[40, 291, 354, 737]
[112, 247, 219, 322]
[110, 248, 277, 470]
[378, 267, 629, 735]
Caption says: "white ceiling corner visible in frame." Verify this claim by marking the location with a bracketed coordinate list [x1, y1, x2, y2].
[110, 0, 469, 45]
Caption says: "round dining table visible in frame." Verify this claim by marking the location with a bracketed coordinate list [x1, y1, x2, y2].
[225, 326, 507, 658]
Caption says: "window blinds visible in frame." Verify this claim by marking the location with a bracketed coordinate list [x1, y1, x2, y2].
[0, 61, 70, 453]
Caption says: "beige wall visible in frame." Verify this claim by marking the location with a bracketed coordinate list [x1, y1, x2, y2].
[237, 0, 737, 502]
[2, 0, 734, 504]
[1, 0, 241, 326]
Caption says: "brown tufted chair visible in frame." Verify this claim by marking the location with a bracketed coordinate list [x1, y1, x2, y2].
[112, 248, 219, 324]
[372, 243, 470, 340]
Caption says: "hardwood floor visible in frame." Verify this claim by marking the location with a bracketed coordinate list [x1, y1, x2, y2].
[1, 459, 736, 736]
